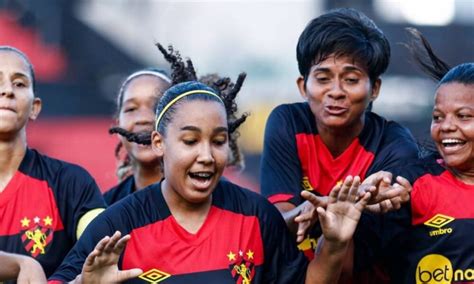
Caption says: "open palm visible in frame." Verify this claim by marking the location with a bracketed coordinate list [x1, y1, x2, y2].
[81, 231, 142, 284]
[318, 176, 370, 243]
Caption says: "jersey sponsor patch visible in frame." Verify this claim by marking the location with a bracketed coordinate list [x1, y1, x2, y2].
[424, 214, 455, 237]
[416, 254, 474, 283]
[138, 268, 171, 283]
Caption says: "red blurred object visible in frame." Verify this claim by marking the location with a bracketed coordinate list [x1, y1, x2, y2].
[27, 118, 118, 192]
[0, 10, 67, 82]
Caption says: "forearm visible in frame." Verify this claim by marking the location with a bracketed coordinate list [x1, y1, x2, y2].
[275, 202, 301, 235]
[0, 252, 27, 280]
[305, 240, 350, 284]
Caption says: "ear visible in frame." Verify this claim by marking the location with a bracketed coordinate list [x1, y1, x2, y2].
[296, 76, 308, 101]
[151, 130, 165, 158]
[370, 78, 382, 102]
[29, 97, 42, 121]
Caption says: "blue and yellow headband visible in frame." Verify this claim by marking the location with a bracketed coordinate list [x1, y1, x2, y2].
[155, 89, 224, 130]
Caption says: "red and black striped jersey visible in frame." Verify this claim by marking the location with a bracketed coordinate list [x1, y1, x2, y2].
[0, 148, 106, 277]
[49, 179, 308, 283]
[382, 158, 474, 284]
[260, 103, 419, 205]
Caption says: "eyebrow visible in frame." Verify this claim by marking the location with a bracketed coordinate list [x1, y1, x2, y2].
[311, 65, 364, 73]
[180, 125, 228, 133]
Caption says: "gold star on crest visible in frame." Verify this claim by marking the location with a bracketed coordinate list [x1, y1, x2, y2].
[43, 216, 53, 226]
[246, 250, 254, 260]
[21, 217, 30, 227]
[227, 251, 236, 261]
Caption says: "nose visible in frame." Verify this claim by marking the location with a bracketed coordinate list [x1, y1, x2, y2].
[440, 115, 457, 132]
[0, 82, 14, 98]
[135, 108, 155, 126]
[327, 80, 346, 100]
[197, 142, 215, 165]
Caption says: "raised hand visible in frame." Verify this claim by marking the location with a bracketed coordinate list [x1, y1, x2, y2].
[294, 194, 328, 243]
[361, 171, 412, 214]
[81, 231, 143, 284]
[318, 176, 371, 244]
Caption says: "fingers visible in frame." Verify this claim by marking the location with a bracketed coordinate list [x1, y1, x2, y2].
[117, 268, 144, 282]
[104, 231, 122, 254]
[396, 176, 412, 192]
[301, 191, 328, 208]
[296, 220, 311, 243]
[115, 234, 131, 254]
[85, 235, 110, 266]
[335, 176, 353, 202]
[355, 192, 371, 212]
[347, 176, 361, 202]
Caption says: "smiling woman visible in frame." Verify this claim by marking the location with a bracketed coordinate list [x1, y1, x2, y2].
[378, 28, 474, 284]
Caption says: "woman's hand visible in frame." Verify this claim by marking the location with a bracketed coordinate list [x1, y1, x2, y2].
[81, 231, 143, 283]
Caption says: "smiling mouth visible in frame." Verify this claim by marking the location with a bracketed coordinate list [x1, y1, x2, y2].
[441, 138, 466, 148]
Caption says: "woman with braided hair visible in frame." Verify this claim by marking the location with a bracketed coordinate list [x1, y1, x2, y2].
[104, 68, 171, 205]
[49, 44, 372, 283]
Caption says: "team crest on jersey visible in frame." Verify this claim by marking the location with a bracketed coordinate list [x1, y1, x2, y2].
[424, 214, 455, 237]
[227, 249, 255, 284]
[20, 216, 54, 257]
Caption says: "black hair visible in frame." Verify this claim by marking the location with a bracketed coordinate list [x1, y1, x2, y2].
[296, 8, 390, 84]
[120, 43, 249, 168]
[108, 68, 171, 180]
[0, 46, 36, 92]
[405, 28, 474, 86]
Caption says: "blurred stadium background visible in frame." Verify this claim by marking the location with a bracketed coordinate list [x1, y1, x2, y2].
[1, 0, 472, 192]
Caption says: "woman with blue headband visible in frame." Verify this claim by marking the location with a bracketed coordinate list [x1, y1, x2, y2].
[50, 44, 373, 284]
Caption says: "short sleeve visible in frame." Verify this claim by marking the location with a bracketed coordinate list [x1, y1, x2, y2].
[55, 165, 106, 242]
[259, 199, 308, 283]
[260, 105, 304, 205]
[48, 209, 118, 282]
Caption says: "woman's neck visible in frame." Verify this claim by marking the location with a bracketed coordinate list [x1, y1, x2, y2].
[316, 118, 365, 158]
[161, 180, 212, 234]
[0, 133, 28, 192]
[133, 162, 163, 190]
[448, 167, 474, 185]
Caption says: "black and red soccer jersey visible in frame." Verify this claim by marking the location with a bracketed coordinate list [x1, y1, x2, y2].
[49, 179, 308, 283]
[103, 175, 135, 205]
[0, 148, 106, 277]
[260, 103, 419, 205]
[382, 158, 474, 284]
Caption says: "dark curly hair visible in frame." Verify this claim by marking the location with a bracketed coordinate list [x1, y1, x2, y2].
[118, 43, 249, 169]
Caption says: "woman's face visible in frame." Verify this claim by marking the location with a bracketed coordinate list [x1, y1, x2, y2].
[431, 82, 474, 171]
[118, 75, 169, 166]
[297, 55, 380, 133]
[0, 50, 41, 136]
[153, 99, 229, 205]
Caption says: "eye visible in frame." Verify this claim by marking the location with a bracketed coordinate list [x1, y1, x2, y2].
[432, 113, 442, 122]
[316, 76, 330, 83]
[183, 139, 197, 146]
[458, 113, 472, 120]
[213, 138, 227, 146]
[345, 78, 359, 84]
[123, 107, 136, 113]
[13, 81, 26, 88]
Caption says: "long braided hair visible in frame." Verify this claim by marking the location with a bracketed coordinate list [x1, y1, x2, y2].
[119, 43, 249, 169]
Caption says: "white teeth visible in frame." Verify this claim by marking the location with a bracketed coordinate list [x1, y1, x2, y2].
[442, 138, 464, 144]
[192, 172, 212, 178]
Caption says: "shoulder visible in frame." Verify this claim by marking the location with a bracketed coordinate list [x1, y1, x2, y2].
[367, 112, 415, 142]
[266, 102, 315, 135]
[269, 102, 312, 121]
[104, 176, 135, 205]
[23, 149, 96, 183]
[213, 179, 281, 218]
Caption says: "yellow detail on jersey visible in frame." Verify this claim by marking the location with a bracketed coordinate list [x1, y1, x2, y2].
[25, 229, 47, 254]
[227, 251, 236, 261]
[76, 208, 105, 239]
[301, 176, 314, 191]
[43, 216, 53, 226]
[20, 217, 31, 227]
[139, 268, 171, 283]
[233, 263, 252, 284]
